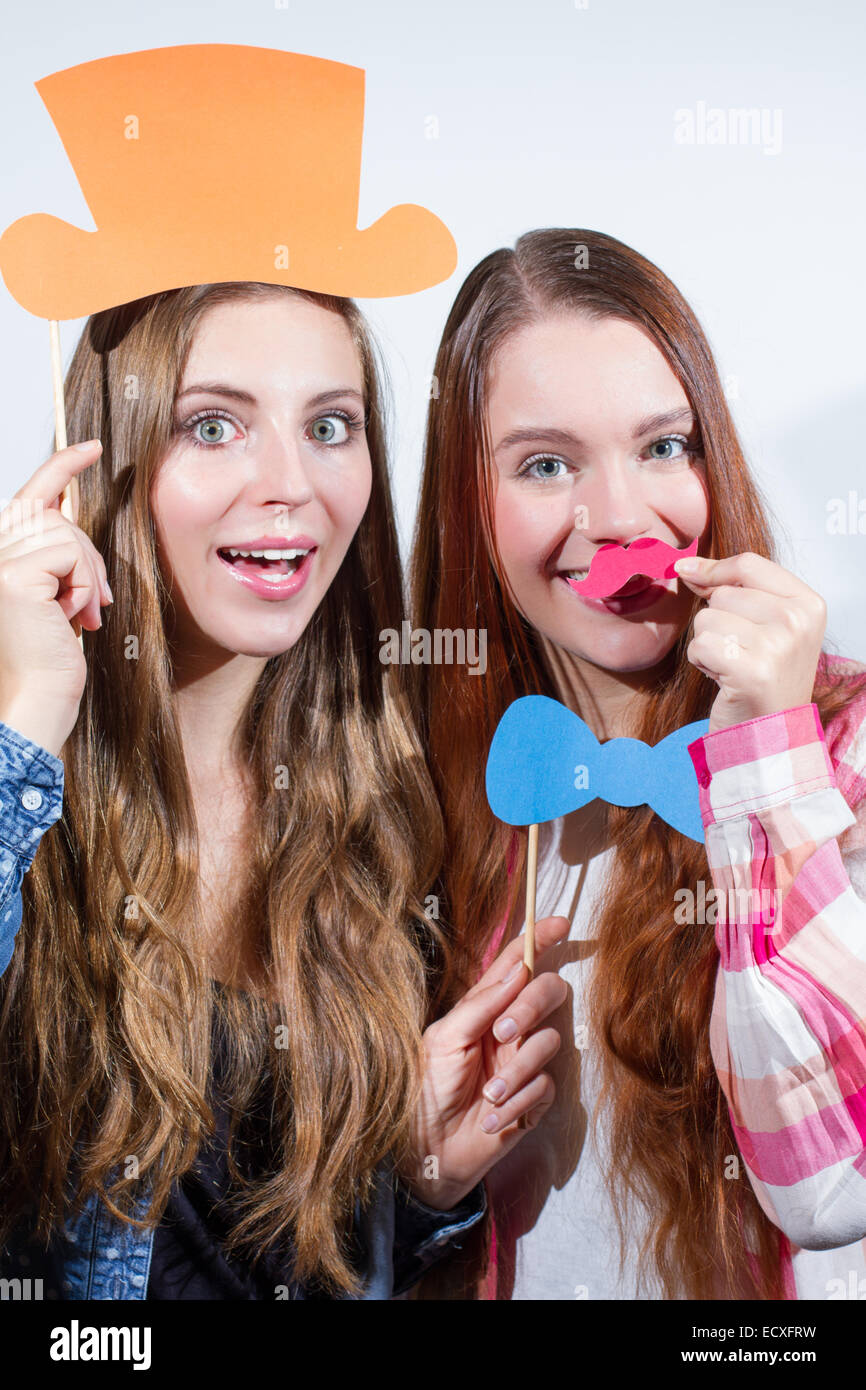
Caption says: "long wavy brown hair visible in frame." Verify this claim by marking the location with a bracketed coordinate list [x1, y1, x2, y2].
[411, 228, 866, 1299]
[0, 282, 445, 1295]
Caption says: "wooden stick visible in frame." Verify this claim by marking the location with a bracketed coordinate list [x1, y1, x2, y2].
[516, 821, 540, 1131]
[49, 320, 68, 456]
[49, 320, 83, 647]
[524, 821, 539, 977]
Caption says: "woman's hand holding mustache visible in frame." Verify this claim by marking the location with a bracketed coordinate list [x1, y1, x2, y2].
[675, 551, 827, 734]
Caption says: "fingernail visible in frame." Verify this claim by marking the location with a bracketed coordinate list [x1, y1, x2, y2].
[502, 962, 523, 986]
[104, 582, 114, 603]
[481, 1112, 501, 1133]
[483, 1078, 507, 1103]
[494, 1017, 518, 1042]
[674, 556, 703, 573]
[72, 439, 101, 452]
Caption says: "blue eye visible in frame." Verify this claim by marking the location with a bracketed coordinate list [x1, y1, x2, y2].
[519, 455, 568, 480]
[647, 436, 689, 462]
[310, 414, 349, 444]
[308, 410, 366, 446]
[196, 418, 239, 445]
[179, 411, 242, 448]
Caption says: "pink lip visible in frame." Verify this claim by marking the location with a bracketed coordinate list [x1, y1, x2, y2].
[216, 546, 317, 601]
[559, 572, 671, 614]
[218, 534, 318, 550]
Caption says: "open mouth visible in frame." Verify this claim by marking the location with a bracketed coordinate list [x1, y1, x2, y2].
[217, 545, 313, 582]
[560, 568, 669, 611]
[604, 575, 654, 599]
[562, 568, 657, 599]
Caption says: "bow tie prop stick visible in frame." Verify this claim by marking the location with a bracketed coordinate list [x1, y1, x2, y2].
[485, 698, 710, 970]
[524, 822, 539, 977]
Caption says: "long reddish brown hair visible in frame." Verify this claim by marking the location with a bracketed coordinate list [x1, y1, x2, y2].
[411, 228, 866, 1298]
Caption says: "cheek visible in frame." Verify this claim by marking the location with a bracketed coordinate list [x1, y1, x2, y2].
[667, 464, 711, 539]
[493, 485, 564, 578]
[149, 466, 227, 580]
[320, 455, 373, 542]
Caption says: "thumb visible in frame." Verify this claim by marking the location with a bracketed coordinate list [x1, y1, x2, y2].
[433, 964, 529, 1053]
[433, 913, 569, 1051]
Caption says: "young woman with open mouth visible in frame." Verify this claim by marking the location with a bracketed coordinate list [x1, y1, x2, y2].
[0, 281, 567, 1300]
[411, 229, 866, 1300]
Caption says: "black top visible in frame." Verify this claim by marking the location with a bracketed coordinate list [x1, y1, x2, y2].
[146, 989, 484, 1300]
[148, 990, 326, 1300]
[0, 987, 487, 1300]
[147, 1072, 294, 1298]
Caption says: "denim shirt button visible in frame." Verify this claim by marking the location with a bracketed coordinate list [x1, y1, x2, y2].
[106, 1247, 120, 1260]
[130, 1274, 145, 1287]
[21, 788, 43, 811]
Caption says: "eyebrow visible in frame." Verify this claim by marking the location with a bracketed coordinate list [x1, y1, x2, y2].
[175, 383, 366, 409]
[494, 408, 695, 452]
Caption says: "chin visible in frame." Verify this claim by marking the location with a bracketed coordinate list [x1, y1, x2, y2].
[193, 616, 309, 660]
[230, 632, 304, 659]
[549, 626, 682, 676]
[231, 639, 300, 659]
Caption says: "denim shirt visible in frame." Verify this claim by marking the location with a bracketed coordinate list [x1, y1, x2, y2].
[0, 719, 484, 1299]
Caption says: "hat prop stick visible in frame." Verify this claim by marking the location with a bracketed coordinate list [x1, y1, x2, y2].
[48, 320, 67, 455]
[0, 43, 458, 643]
[0, 44, 457, 318]
[48, 319, 83, 646]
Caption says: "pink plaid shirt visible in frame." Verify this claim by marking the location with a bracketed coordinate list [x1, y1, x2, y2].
[483, 651, 866, 1299]
[687, 653, 866, 1296]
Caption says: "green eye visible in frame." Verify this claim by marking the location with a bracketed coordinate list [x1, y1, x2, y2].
[310, 415, 350, 444]
[648, 437, 686, 461]
[183, 413, 241, 448]
[519, 455, 568, 480]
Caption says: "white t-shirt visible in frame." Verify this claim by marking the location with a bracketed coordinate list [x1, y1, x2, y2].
[483, 814, 866, 1300]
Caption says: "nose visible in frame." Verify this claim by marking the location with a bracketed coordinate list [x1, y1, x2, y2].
[580, 456, 650, 549]
[247, 418, 314, 510]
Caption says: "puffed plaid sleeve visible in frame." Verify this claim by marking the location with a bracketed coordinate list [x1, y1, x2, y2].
[688, 683, 866, 1250]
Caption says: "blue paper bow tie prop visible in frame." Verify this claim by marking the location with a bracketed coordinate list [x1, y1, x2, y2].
[485, 696, 710, 842]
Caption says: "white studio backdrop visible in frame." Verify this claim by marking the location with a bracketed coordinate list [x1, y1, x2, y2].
[1, 0, 863, 660]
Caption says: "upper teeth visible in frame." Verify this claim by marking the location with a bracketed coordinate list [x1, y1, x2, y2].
[566, 568, 589, 579]
[225, 548, 310, 559]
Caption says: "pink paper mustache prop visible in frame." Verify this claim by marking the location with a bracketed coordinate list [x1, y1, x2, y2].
[567, 536, 700, 599]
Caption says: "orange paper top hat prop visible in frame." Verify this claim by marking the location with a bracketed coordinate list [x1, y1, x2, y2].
[0, 44, 458, 319]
